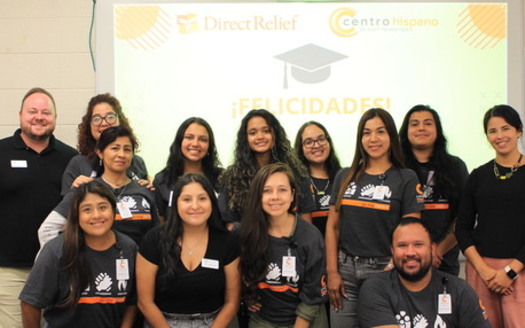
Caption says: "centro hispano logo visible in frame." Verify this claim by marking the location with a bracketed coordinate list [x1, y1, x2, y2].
[329, 7, 439, 37]
[177, 14, 199, 34]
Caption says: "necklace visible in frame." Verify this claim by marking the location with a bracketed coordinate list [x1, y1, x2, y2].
[493, 154, 523, 180]
[310, 177, 330, 196]
[101, 176, 130, 188]
[181, 229, 208, 256]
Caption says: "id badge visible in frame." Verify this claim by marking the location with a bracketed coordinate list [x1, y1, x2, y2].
[438, 293, 452, 314]
[117, 201, 133, 219]
[116, 259, 130, 280]
[282, 256, 296, 277]
[373, 185, 386, 199]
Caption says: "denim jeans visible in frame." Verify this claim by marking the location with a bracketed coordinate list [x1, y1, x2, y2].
[330, 250, 390, 328]
[144, 310, 218, 328]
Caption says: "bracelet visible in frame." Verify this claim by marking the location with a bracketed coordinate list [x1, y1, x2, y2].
[386, 263, 395, 269]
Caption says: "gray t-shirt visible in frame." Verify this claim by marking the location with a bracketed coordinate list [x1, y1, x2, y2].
[359, 269, 491, 328]
[330, 166, 424, 257]
[20, 231, 137, 328]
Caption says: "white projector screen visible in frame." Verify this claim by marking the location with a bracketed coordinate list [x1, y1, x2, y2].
[96, 0, 524, 176]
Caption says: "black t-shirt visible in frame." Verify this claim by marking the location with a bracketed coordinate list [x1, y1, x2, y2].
[139, 226, 239, 313]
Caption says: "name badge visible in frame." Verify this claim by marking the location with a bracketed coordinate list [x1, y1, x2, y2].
[117, 201, 133, 219]
[373, 186, 386, 200]
[11, 160, 28, 168]
[438, 293, 452, 314]
[202, 258, 219, 270]
[282, 256, 296, 277]
[116, 259, 130, 280]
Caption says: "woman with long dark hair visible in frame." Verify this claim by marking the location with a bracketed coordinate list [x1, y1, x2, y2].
[61, 93, 149, 195]
[325, 108, 424, 328]
[294, 121, 341, 236]
[399, 105, 468, 275]
[39, 126, 158, 246]
[240, 163, 327, 327]
[219, 109, 314, 229]
[137, 173, 240, 327]
[21, 182, 138, 327]
[153, 117, 222, 219]
[456, 105, 525, 328]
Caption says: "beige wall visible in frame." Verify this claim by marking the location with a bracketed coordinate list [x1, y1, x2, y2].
[0, 0, 96, 148]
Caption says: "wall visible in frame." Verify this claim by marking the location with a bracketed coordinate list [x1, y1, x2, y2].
[0, 0, 96, 148]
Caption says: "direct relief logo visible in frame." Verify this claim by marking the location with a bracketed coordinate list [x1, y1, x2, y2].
[457, 4, 506, 49]
[329, 8, 359, 38]
[177, 14, 199, 34]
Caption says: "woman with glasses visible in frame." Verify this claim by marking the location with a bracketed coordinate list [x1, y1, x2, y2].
[153, 117, 223, 220]
[294, 121, 342, 237]
[61, 94, 150, 196]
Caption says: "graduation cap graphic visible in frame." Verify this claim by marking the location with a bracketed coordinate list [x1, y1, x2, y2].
[275, 44, 347, 89]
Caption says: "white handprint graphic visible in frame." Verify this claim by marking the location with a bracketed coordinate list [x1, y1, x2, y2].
[266, 263, 281, 281]
[120, 196, 137, 210]
[395, 311, 411, 328]
[95, 272, 113, 292]
[413, 314, 428, 328]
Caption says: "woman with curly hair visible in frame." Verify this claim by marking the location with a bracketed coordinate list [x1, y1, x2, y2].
[294, 121, 342, 236]
[240, 163, 327, 327]
[153, 117, 223, 220]
[61, 93, 149, 195]
[219, 109, 314, 229]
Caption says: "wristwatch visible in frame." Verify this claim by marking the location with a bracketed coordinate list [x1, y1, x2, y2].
[504, 265, 518, 280]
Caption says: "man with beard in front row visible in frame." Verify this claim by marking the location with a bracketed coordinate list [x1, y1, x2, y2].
[358, 217, 491, 328]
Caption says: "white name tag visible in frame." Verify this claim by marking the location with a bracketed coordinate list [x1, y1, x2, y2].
[116, 259, 130, 280]
[202, 258, 219, 270]
[11, 160, 27, 168]
[438, 293, 452, 314]
[282, 256, 296, 277]
[117, 201, 133, 219]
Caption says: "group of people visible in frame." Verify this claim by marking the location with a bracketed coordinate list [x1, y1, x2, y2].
[0, 87, 523, 328]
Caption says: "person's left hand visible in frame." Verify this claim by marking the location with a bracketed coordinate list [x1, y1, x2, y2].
[488, 269, 514, 295]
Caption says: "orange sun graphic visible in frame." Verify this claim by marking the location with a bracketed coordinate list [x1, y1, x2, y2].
[457, 4, 506, 49]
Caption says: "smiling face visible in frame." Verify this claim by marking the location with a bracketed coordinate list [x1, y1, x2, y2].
[301, 124, 330, 166]
[392, 223, 434, 283]
[407, 111, 437, 152]
[177, 182, 212, 228]
[247, 116, 274, 155]
[261, 172, 295, 220]
[90, 102, 119, 141]
[19, 92, 56, 142]
[98, 136, 133, 174]
[486, 116, 522, 157]
[181, 123, 210, 163]
[362, 116, 391, 162]
[78, 193, 115, 238]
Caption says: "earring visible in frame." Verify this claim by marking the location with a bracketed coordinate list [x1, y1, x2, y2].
[99, 158, 102, 167]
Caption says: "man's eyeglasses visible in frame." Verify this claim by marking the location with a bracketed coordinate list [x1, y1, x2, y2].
[302, 135, 328, 149]
[91, 113, 118, 126]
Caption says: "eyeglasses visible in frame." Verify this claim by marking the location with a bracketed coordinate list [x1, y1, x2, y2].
[302, 135, 328, 149]
[91, 113, 118, 126]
